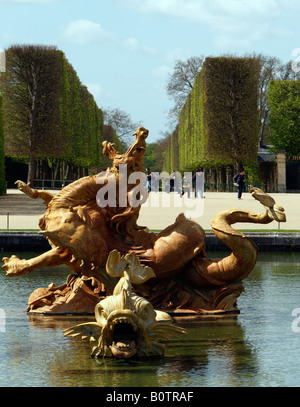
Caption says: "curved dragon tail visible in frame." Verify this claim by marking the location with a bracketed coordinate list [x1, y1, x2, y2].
[190, 189, 286, 285]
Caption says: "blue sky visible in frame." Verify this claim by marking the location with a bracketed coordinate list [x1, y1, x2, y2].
[1, 0, 300, 143]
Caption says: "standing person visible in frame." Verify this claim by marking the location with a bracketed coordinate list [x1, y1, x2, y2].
[170, 170, 175, 192]
[145, 168, 152, 193]
[182, 175, 191, 198]
[233, 169, 245, 200]
[193, 168, 204, 198]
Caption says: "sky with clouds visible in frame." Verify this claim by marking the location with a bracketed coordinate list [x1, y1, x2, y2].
[1, 0, 300, 142]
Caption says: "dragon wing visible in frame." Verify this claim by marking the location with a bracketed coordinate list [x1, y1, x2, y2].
[63, 322, 102, 341]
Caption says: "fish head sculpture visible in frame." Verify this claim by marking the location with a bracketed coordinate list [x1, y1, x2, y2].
[63, 250, 185, 358]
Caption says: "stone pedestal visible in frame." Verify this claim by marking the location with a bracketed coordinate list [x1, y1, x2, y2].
[277, 150, 286, 192]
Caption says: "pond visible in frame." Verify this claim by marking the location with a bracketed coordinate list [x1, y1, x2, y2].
[0, 251, 300, 387]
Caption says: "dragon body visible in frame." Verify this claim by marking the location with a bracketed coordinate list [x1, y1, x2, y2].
[2, 127, 286, 314]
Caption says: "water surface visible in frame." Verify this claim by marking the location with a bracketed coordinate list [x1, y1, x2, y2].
[1, 251, 300, 387]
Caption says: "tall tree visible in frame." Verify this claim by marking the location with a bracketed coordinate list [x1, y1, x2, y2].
[0, 95, 6, 194]
[165, 57, 261, 172]
[245, 53, 300, 146]
[166, 52, 300, 148]
[166, 56, 204, 127]
[0, 45, 62, 185]
[0, 45, 111, 184]
[268, 80, 300, 157]
[152, 132, 171, 172]
[101, 107, 140, 148]
[203, 57, 261, 170]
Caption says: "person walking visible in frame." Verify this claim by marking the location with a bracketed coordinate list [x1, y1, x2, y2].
[182, 175, 191, 198]
[193, 169, 204, 198]
[145, 168, 152, 193]
[170, 170, 176, 192]
[233, 169, 245, 200]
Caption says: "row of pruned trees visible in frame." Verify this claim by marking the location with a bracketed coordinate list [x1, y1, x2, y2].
[0, 95, 5, 194]
[0, 45, 125, 187]
[166, 53, 300, 149]
[162, 54, 300, 184]
[164, 57, 260, 173]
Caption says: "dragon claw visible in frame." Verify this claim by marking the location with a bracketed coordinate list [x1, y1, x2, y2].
[1, 255, 32, 276]
[14, 180, 36, 198]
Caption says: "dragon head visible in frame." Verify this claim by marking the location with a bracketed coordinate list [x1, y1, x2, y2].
[102, 126, 148, 174]
[63, 250, 185, 358]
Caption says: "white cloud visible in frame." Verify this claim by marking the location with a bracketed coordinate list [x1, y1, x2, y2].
[213, 21, 273, 50]
[119, 0, 289, 50]
[213, 0, 279, 18]
[120, 0, 279, 23]
[85, 83, 102, 98]
[63, 20, 113, 45]
[0, 0, 57, 3]
[63, 20, 156, 55]
[276, 0, 300, 12]
[119, 0, 216, 23]
[123, 37, 156, 54]
[85, 82, 115, 103]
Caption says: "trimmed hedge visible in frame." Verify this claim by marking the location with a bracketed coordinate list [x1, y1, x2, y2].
[0, 45, 123, 180]
[0, 95, 5, 194]
[164, 57, 261, 172]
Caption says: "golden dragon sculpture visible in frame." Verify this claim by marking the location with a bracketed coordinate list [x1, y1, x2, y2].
[2, 127, 286, 315]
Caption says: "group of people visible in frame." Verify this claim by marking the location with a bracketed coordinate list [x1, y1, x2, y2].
[145, 168, 204, 198]
[146, 167, 246, 200]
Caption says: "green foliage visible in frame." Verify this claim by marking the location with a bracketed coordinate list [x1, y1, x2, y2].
[1, 45, 63, 158]
[112, 126, 125, 154]
[268, 80, 300, 156]
[203, 57, 260, 167]
[163, 57, 261, 172]
[0, 95, 6, 194]
[0, 45, 124, 182]
[59, 54, 105, 168]
[143, 143, 157, 170]
[243, 160, 261, 184]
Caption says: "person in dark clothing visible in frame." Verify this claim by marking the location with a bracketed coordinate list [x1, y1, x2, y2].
[170, 171, 175, 192]
[233, 170, 245, 199]
[182, 175, 191, 198]
[145, 168, 152, 192]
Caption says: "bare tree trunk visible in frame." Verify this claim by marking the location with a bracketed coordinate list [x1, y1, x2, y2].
[53, 158, 61, 180]
[63, 161, 69, 180]
[27, 154, 36, 186]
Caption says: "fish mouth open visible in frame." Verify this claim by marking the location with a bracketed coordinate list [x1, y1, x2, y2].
[107, 317, 140, 359]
